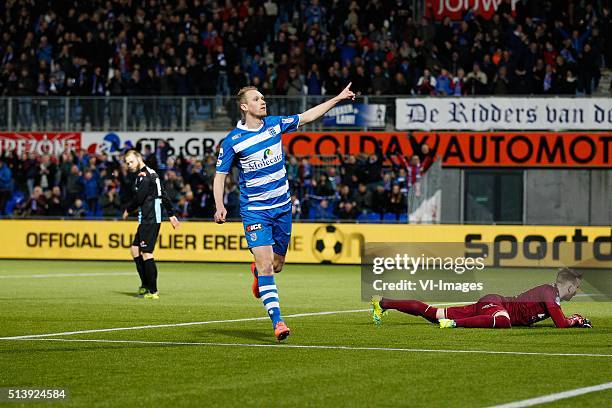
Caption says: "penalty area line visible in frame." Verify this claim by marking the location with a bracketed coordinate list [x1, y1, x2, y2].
[488, 381, 612, 407]
[6, 338, 612, 359]
[0, 309, 369, 340]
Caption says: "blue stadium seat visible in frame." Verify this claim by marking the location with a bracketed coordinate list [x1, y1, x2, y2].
[356, 213, 369, 222]
[368, 212, 381, 222]
[383, 213, 398, 222]
[399, 213, 408, 222]
[307, 207, 316, 220]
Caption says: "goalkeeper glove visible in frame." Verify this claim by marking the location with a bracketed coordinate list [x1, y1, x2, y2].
[570, 314, 592, 328]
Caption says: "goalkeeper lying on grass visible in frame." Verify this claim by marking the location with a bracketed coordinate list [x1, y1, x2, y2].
[372, 268, 592, 329]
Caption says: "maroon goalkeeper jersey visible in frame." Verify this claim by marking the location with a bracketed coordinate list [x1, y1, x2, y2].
[501, 284, 572, 327]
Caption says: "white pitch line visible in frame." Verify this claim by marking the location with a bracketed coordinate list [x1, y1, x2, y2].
[0, 272, 133, 279]
[574, 293, 609, 298]
[488, 381, 612, 407]
[0, 309, 370, 340]
[7, 338, 612, 359]
[0, 302, 470, 340]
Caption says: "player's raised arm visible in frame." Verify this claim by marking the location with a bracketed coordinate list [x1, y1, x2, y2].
[213, 172, 227, 223]
[298, 82, 356, 126]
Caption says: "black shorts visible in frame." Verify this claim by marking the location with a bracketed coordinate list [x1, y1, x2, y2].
[131, 223, 161, 253]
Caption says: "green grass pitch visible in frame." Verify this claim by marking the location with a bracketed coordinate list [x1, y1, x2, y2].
[0, 260, 611, 407]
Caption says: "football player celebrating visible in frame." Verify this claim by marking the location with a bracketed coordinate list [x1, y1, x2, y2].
[214, 83, 355, 341]
[372, 268, 592, 329]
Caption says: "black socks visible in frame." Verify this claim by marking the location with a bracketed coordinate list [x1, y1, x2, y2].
[133, 255, 146, 287]
[143, 258, 158, 294]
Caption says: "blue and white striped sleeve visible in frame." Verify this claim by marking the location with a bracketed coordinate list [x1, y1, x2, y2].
[215, 137, 235, 174]
[279, 114, 300, 133]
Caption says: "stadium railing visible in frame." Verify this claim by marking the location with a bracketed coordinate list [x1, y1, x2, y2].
[1, 94, 606, 133]
[0, 95, 394, 132]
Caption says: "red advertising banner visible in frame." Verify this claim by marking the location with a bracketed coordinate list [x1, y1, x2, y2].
[0, 132, 81, 156]
[284, 132, 612, 168]
[425, 0, 518, 21]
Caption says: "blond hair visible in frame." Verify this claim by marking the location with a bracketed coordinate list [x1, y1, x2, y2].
[237, 86, 258, 122]
[124, 149, 142, 160]
[556, 267, 582, 285]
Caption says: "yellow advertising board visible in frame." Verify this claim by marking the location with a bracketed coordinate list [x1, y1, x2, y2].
[0, 220, 610, 267]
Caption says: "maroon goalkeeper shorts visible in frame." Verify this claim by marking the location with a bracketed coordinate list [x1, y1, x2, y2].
[445, 294, 507, 320]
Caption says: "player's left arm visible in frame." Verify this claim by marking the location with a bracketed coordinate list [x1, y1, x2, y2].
[546, 303, 573, 328]
[298, 82, 355, 126]
[159, 183, 180, 229]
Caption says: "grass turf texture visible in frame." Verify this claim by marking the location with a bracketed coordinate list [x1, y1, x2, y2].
[0, 260, 610, 407]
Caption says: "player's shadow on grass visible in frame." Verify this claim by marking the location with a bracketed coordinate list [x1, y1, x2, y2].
[202, 328, 271, 343]
[113, 291, 141, 298]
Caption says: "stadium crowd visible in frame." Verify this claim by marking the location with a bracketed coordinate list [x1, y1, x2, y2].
[0, 138, 433, 221]
[0, 0, 609, 108]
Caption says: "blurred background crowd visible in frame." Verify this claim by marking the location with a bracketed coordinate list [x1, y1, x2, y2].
[0, 0, 609, 220]
[1, 0, 609, 102]
[0, 137, 433, 220]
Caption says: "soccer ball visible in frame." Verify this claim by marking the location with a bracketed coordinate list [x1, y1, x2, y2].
[312, 225, 344, 263]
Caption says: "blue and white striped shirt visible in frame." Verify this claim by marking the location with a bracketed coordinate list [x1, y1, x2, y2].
[216, 115, 300, 211]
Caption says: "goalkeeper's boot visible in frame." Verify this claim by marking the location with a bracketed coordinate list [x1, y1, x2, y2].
[274, 321, 290, 342]
[144, 292, 160, 300]
[439, 318, 456, 328]
[250, 262, 261, 299]
[138, 287, 148, 296]
[371, 296, 388, 326]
